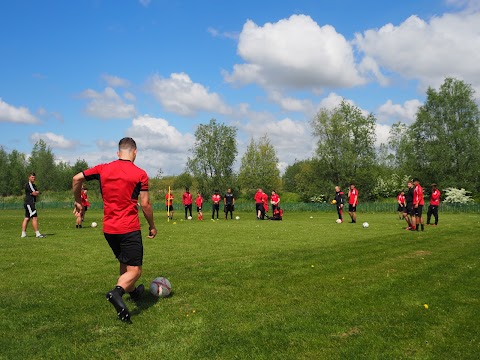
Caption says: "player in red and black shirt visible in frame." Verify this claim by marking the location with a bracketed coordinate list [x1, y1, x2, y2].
[21, 172, 46, 238]
[195, 192, 203, 220]
[182, 187, 193, 219]
[403, 181, 415, 230]
[165, 192, 174, 220]
[270, 190, 280, 214]
[254, 188, 264, 220]
[427, 183, 441, 226]
[397, 191, 406, 220]
[413, 178, 425, 231]
[75, 184, 90, 228]
[73, 137, 157, 323]
[348, 183, 358, 223]
[212, 190, 221, 220]
[334, 186, 344, 222]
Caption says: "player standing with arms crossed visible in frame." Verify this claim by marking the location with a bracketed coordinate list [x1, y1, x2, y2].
[212, 190, 221, 220]
[270, 190, 280, 214]
[195, 192, 204, 220]
[182, 187, 193, 220]
[72, 137, 157, 322]
[21, 172, 46, 238]
[224, 188, 235, 220]
[427, 183, 441, 226]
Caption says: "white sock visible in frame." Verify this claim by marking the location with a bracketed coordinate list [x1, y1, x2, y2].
[22, 231, 27, 236]
[35, 231, 41, 236]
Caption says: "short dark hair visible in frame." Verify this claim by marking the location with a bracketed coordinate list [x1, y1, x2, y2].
[412, 177, 419, 182]
[29, 172, 36, 177]
[118, 137, 137, 151]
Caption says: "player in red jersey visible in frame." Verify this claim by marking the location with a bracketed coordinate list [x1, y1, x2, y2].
[182, 187, 193, 220]
[348, 183, 358, 223]
[72, 137, 157, 322]
[262, 191, 269, 219]
[165, 192, 174, 220]
[397, 191, 406, 220]
[212, 190, 221, 220]
[75, 184, 90, 228]
[270, 190, 280, 214]
[427, 183, 441, 226]
[413, 178, 425, 231]
[254, 188, 264, 219]
[195, 192, 204, 220]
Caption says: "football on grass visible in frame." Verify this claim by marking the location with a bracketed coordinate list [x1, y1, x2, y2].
[150, 277, 172, 298]
[363, 222, 369, 228]
[235, 216, 240, 220]
[336, 219, 342, 224]
[91, 222, 97, 228]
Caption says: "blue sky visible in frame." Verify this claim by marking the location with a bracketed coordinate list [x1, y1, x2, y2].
[1, 0, 479, 176]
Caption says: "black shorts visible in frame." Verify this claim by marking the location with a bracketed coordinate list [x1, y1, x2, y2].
[225, 204, 234, 212]
[24, 203, 37, 218]
[348, 204, 356, 212]
[404, 203, 414, 216]
[256, 203, 264, 212]
[414, 205, 423, 217]
[197, 206, 202, 212]
[105, 230, 143, 266]
[397, 205, 405, 212]
[166, 205, 174, 212]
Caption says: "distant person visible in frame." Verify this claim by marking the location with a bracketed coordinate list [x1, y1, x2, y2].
[266, 206, 283, 220]
[270, 190, 280, 214]
[182, 187, 193, 219]
[21, 172, 46, 238]
[254, 188, 264, 220]
[348, 183, 358, 223]
[262, 190, 269, 219]
[224, 188, 235, 220]
[195, 192, 204, 220]
[75, 184, 90, 228]
[212, 190, 221, 220]
[72, 137, 157, 323]
[165, 191, 174, 220]
[334, 186, 344, 223]
[413, 178, 425, 231]
[403, 181, 415, 231]
[427, 183, 441, 226]
[397, 191, 406, 220]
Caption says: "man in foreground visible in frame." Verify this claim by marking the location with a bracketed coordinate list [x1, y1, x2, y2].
[21, 172, 46, 238]
[348, 183, 358, 223]
[72, 137, 157, 322]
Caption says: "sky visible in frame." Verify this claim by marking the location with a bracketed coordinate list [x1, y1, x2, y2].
[1, 0, 480, 177]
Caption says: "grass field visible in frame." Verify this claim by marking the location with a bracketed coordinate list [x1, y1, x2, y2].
[1, 208, 479, 359]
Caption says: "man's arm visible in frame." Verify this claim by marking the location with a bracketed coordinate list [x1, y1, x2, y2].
[72, 172, 85, 215]
[140, 191, 157, 238]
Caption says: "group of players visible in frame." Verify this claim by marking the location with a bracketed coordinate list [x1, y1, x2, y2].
[164, 187, 283, 221]
[396, 179, 441, 231]
[333, 183, 359, 223]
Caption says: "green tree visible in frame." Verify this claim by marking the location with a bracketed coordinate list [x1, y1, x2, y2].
[187, 119, 237, 196]
[0, 147, 9, 196]
[311, 100, 377, 198]
[28, 140, 57, 191]
[7, 150, 28, 196]
[238, 135, 281, 197]
[410, 77, 480, 191]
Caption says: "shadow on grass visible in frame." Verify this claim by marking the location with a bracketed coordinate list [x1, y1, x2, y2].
[129, 292, 174, 318]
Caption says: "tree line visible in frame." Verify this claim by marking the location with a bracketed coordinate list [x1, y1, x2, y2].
[1, 77, 479, 202]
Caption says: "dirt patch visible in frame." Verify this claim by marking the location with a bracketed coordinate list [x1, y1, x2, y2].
[333, 326, 361, 338]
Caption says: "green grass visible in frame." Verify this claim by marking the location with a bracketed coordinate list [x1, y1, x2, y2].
[1, 209, 479, 359]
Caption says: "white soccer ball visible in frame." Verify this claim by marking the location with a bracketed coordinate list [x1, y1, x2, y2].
[150, 277, 172, 298]
[91, 222, 97, 228]
[336, 219, 342, 224]
[362, 222, 369, 228]
[235, 216, 240, 220]
[187, 216, 192, 220]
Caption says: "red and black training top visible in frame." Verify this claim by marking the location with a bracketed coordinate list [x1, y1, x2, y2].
[83, 159, 149, 234]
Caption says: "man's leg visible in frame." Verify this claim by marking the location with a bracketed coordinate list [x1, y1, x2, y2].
[434, 207, 439, 225]
[427, 206, 432, 225]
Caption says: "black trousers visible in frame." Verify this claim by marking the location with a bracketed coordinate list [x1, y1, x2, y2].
[427, 205, 439, 225]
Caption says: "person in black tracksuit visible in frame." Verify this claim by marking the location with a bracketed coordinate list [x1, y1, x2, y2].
[403, 181, 415, 230]
[335, 186, 344, 222]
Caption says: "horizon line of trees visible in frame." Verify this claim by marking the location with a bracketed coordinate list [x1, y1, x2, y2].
[1, 77, 479, 202]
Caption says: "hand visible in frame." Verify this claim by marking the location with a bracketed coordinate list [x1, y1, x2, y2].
[148, 227, 157, 238]
[73, 201, 83, 217]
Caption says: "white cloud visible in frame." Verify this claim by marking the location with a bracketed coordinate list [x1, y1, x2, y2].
[354, 12, 480, 92]
[139, 0, 151, 7]
[224, 15, 365, 90]
[102, 74, 131, 88]
[147, 73, 232, 116]
[268, 90, 314, 113]
[375, 123, 392, 147]
[0, 98, 40, 124]
[80, 87, 136, 119]
[207, 27, 239, 40]
[376, 99, 422, 124]
[30, 132, 78, 149]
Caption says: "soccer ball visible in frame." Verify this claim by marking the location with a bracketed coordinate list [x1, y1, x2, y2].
[331, 199, 337, 204]
[336, 219, 342, 224]
[187, 216, 192, 220]
[91, 222, 97, 228]
[362, 222, 369, 228]
[150, 277, 172, 298]
[235, 216, 240, 220]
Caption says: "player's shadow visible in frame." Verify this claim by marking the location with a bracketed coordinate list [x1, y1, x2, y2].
[129, 291, 174, 317]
